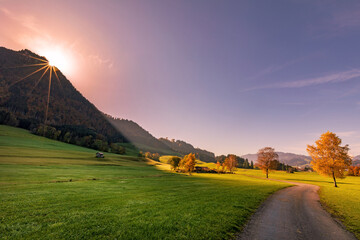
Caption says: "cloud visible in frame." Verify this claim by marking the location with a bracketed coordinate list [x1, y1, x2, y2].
[336, 131, 358, 137]
[310, 4, 360, 39]
[332, 8, 360, 29]
[244, 69, 360, 91]
[247, 55, 314, 82]
[88, 54, 114, 69]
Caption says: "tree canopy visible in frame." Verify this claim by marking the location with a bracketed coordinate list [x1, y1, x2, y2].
[257, 147, 279, 178]
[307, 131, 352, 187]
[180, 153, 196, 175]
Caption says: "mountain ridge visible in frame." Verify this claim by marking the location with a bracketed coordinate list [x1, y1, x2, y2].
[159, 137, 216, 162]
[242, 152, 312, 167]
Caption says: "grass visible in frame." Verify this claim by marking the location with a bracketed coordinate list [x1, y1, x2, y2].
[237, 169, 360, 239]
[0, 125, 290, 239]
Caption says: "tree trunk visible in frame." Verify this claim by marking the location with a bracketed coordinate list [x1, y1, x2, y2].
[332, 171, 337, 187]
[266, 169, 268, 178]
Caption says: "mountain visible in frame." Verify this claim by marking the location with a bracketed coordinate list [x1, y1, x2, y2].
[0, 47, 215, 159]
[159, 138, 216, 162]
[106, 115, 176, 155]
[242, 152, 312, 167]
[0, 47, 127, 143]
[353, 155, 360, 166]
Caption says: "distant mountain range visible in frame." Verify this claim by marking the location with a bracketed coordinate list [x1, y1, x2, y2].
[242, 152, 312, 167]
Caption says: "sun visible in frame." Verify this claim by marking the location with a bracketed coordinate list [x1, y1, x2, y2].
[39, 48, 73, 75]
[36, 46, 74, 75]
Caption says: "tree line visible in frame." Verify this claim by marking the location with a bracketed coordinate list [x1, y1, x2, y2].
[215, 154, 254, 169]
[0, 110, 128, 154]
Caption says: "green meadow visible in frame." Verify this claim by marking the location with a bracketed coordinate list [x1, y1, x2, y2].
[1, 125, 359, 239]
[0, 125, 289, 239]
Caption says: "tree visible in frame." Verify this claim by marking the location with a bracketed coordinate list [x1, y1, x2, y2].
[168, 156, 181, 171]
[307, 131, 352, 187]
[110, 143, 126, 154]
[223, 154, 238, 173]
[257, 147, 279, 178]
[180, 153, 196, 175]
[348, 166, 356, 176]
[244, 159, 250, 169]
[216, 161, 221, 173]
[250, 160, 254, 169]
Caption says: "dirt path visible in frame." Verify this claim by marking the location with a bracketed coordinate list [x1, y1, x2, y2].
[236, 180, 357, 240]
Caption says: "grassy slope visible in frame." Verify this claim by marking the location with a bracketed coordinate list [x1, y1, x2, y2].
[0, 125, 289, 239]
[238, 169, 360, 238]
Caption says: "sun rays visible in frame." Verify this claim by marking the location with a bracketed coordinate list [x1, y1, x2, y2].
[4, 52, 63, 125]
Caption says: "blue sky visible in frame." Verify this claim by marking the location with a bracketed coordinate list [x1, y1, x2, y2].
[1, 0, 360, 155]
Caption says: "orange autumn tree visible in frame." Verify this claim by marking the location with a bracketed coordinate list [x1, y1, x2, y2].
[216, 161, 221, 173]
[307, 131, 352, 187]
[257, 147, 279, 178]
[180, 153, 196, 175]
[223, 154, 238, 173]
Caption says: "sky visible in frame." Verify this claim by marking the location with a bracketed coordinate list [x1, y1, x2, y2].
[1, 0, 360, 156]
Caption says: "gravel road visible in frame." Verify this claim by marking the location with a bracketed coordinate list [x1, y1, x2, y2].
[236, 181, 357, 240]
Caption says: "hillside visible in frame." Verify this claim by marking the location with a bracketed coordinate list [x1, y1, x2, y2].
[0, 47, 127, 143]
[159, 138, 216, 162]
[242, 152, 312, 167]
[106, 115, 176, 155]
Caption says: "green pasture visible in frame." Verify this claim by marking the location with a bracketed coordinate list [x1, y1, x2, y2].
[0, 125, 289, 239]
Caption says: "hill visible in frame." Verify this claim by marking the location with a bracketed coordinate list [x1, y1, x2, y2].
[353, 155, 360, 166]
[0, 47, 127, 143]
[106, 115, 176, 155]
[159, 138, 216, 162]
[242, 152, 312, 167]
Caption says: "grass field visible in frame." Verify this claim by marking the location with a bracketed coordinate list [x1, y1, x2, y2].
[237, 169, 360, 238]
[0, 125, 290, 239]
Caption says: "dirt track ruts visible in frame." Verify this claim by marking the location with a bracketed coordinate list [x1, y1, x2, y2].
[236, 180, 357, 240]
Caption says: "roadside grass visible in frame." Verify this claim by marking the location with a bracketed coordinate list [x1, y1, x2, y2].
[0, 125, 289, 239]
[238, 169, 360, 238]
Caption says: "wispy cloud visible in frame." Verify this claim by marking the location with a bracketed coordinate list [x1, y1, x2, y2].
[310, 4, 360, 39]
[247, 55, 315, 82]
[88, 54, 114, 69]
[332, 8, 360, 29]
[244, 69, 360, 92]
[337, 131, 358, 138]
